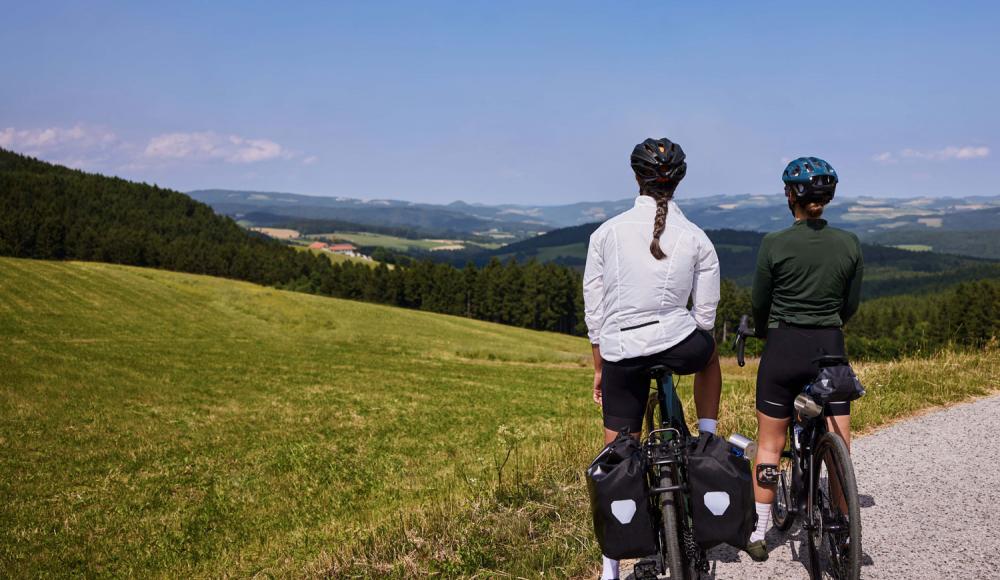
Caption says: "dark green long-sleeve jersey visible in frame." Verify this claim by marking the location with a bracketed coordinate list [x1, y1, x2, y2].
[751, 219, 863, 333]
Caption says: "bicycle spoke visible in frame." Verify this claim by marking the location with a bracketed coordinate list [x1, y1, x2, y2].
[814, 434, 860, 580]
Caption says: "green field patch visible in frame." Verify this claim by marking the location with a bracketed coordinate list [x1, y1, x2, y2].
[714, 243, 753, 253]
[307, 231, 476, 252]
[291, 245, 380, 267]
[892, 244, 933, 252]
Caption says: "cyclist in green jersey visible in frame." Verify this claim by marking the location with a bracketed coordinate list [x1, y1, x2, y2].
[745, 157, 863, 561]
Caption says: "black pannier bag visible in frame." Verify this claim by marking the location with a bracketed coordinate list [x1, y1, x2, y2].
[586, 431, 658, 559]
[686, 433, 755, 550]
[806, 360, 866, 404]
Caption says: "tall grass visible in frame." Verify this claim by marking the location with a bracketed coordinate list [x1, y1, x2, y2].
[0, 258, 996, 578]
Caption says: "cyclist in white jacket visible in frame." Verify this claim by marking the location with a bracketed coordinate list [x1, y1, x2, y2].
[584, 138, 722, 580]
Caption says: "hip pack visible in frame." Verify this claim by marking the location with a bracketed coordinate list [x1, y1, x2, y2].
[806, 359, 866, 403]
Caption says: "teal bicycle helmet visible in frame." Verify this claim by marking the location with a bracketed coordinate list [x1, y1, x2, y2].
[782, 157, 838, 201]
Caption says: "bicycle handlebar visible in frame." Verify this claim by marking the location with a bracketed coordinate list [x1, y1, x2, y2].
[732, 314, 756, 367]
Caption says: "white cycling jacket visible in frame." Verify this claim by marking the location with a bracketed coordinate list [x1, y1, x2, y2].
[583, 196, 720, 362]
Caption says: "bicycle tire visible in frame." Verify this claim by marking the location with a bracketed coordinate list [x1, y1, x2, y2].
[809, 433, 861, 580]
[658, 468, 687, 579]
[773, 426, 799, 531]
[772, 452, 797, 531]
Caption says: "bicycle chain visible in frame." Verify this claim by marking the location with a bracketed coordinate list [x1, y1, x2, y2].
[682, 524, 709, 573]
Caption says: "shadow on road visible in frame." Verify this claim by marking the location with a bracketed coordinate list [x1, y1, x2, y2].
[623, 498, 877, 579]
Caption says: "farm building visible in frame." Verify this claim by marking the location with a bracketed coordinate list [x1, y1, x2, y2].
[308, 242, 328, 250]
[327, 243, 361, 256]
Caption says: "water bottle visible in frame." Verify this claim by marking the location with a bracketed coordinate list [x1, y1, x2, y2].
[792, 424, 804, 452]
[794, 393, 823, 419]
[727, 433, 758, 462]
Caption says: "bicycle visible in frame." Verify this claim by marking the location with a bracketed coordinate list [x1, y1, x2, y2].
[734, 315, 862, 580]
[632, 365, 708, 580]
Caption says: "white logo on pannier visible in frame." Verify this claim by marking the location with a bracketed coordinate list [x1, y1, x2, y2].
[611, 499, 637, 524]
[704, 491, 730, 516]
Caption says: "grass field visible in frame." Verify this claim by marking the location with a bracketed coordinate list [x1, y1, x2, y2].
[308, 231, 503, 252]
[891, 244, 933, 252]
[493, 243, 588, 263]
[250, 227, 302, 240]
[291, 245, 380, 267]
[1, 257, 997, 578]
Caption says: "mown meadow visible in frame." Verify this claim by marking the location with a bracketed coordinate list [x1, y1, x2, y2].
[1, 257, 996, 578]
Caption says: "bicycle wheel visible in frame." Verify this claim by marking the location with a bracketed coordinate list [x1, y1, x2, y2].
[772, 451, 797, 531]
[657, 468, 687, 579]
[773, 427, 800, 531]
[809, 433, 861, 580]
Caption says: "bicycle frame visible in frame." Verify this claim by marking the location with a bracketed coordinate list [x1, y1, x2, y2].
[645, 372, 691, 495]
[782, 409, 830, 529]
[636, 370, 705, 579]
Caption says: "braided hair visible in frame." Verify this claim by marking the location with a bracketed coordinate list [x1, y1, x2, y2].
[642, 183, 675, 260]
[630, 138, 687, 260]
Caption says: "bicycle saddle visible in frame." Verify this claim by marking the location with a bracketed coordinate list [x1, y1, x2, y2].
[647, 365, 669, 380]
[813, 354, 848, 367]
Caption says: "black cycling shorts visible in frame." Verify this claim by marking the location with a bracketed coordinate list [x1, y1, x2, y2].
[756, 325, 851, 419]
[601, 328, 716, 433]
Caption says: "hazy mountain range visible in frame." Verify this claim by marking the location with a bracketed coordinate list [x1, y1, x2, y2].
[191, 188, 997, 231]
[192, 189, 1000, 254]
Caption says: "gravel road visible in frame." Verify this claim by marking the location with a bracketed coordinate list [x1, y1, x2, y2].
[619, 393, 1000, 579]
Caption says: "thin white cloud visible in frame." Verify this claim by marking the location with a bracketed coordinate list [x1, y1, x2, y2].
[0, 124, 119, 168]
[143, 131, 290, 164]
[875, 145, 990, 164]
[302, 155, 318, 165]
[2, 124, 307, 172]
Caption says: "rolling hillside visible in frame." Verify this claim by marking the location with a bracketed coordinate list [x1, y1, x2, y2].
[0, 257, 595, 577]
[193, 188, 1000, 238]
[488, 223, 1000, 297]
[1, 258, 997, 577]
[0, 149, 586, 337]
[189, 189, 550, 239]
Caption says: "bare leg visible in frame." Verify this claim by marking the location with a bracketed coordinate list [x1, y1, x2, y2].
[604, 428, 641, 445]
[826, 413, 851, 451]
[826, 413, 852, 513]
[753, 411, 791, 504]
[693, 345, 721, 421]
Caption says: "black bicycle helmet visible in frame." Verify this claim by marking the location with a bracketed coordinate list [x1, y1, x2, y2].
[782, 156, 838, 201]
[631, 138, 687, 185]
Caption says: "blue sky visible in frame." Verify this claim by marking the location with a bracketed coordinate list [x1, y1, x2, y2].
[1, 1, 996, 204]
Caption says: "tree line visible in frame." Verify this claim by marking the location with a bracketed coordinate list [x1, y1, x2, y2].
[845, 279, 998, 358]
[0, 149, 584, 333]
[1, 148, 995, 359]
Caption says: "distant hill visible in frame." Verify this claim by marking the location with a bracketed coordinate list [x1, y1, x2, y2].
[0, 148, 329, 287]
[191, 188, 1000, 249]
[0, 150, 584, 336]
[189, 189, 551, 239]
[867, 228, 1000, 260]
[485, 221, 1000, 298]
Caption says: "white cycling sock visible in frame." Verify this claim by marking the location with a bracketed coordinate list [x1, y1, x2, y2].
[697, 418, 717, 435]
[749, 501, 772, 543]
[601, 556, 619, 580]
